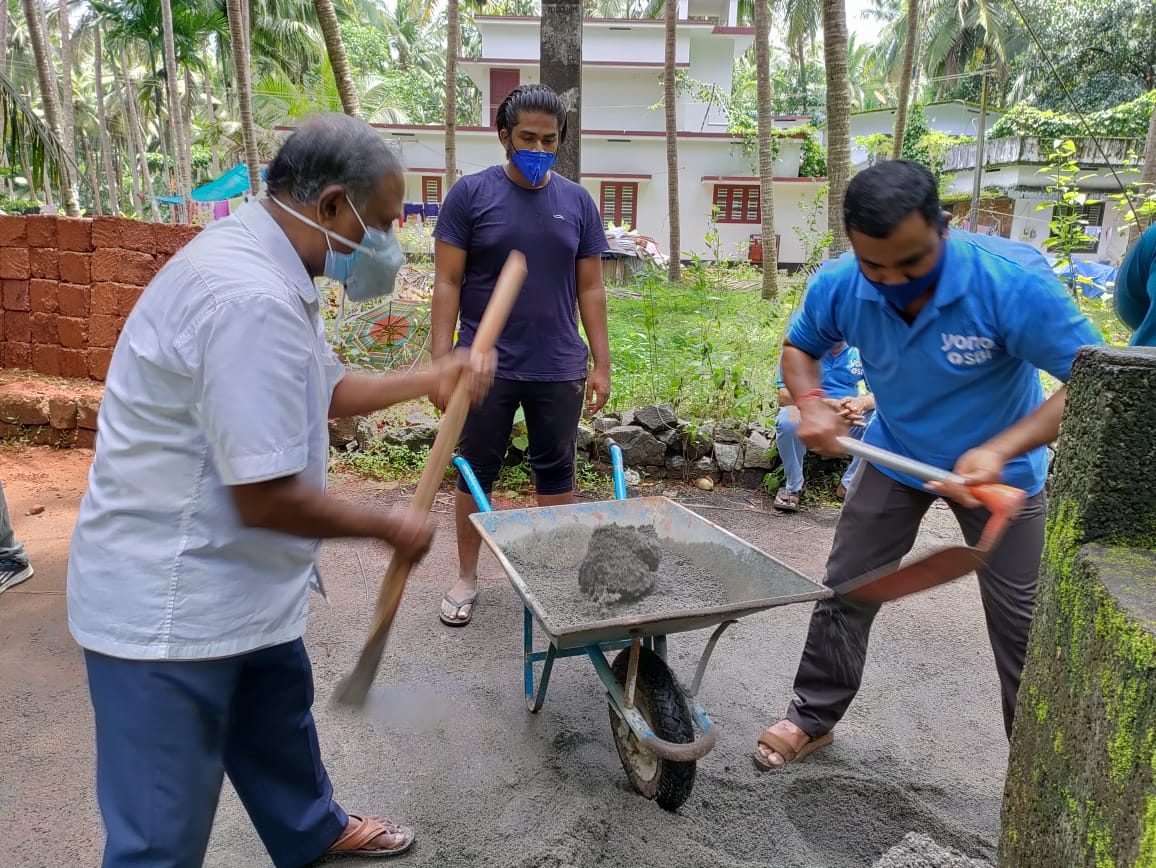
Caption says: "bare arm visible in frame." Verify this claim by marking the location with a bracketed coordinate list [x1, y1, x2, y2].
[781, 339, 849, 454]
[328, 369, 442, 419]
[229, 476, 433, 560]
[576, 256, 611, 413]
[432, 240, 465, 362]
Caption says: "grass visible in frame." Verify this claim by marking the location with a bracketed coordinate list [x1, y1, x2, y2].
[598, 265, 804, 427]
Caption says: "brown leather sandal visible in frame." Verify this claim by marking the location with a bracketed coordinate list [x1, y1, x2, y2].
[326, 815, 415, 858]
[753, 727, 833, 771]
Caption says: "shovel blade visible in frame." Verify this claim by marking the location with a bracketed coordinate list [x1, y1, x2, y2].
[838, 547, 986, 605]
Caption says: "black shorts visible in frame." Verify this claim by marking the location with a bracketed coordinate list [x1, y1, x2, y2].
[456, 377, 586, 496]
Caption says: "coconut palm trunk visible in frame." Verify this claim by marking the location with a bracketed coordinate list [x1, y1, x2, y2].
[313, 0, 361, 117]
[94, 25, 119, 215]
[226, 0, 261, 195]
[664, 0, 680, 281]
[891, 0, 920, 158]
[159, 0, 191, 221]
[445, 0, 459, 190]
[822, 0, 852, 255]
[20, 0, 81, 215]
[756, 0, 779, 297]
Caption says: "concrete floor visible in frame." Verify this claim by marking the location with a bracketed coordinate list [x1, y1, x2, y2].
[0, 445, 1009, 868]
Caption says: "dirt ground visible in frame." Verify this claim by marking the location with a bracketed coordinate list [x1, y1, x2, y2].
[0, 445, 1008, 868]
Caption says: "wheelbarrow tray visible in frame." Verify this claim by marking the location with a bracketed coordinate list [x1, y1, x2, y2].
[470, 496, 830, 651]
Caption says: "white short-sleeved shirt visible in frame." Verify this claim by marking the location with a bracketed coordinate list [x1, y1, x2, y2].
[66, 201, 345, 660]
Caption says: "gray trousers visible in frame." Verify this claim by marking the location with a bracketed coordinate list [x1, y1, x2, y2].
[786, 463, 1046, 741]
[0, 478, 28, 564]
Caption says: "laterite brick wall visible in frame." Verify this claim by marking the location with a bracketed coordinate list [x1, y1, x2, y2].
[0, 215, 202, 381]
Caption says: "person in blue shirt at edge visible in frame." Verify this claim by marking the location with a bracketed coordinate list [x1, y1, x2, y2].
[431, 83, 612, 627]
[754, 159, 1102, 771]
[771, 341, 875, 512]
[1115, 222, 1156, 347]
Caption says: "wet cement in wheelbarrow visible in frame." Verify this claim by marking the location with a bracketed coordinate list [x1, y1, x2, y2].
[502, 522, 798, 629]
[577, 524, 662, 606]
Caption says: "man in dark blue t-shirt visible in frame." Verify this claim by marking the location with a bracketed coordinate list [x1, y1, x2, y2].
[431, 84, 611, 627]
[754, 160, 1101, 772]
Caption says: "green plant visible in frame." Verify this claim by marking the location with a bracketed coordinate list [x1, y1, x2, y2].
[988, 91, 1156, 142]
[1037, 139, 1100, 297]
[854, 133, 893, 166]
[331, 441, 432, 482]
[792, 185, 833, 276]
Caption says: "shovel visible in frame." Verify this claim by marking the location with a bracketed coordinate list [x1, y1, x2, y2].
[333, 250, 528, 709]
[832, 437, 1027, 605]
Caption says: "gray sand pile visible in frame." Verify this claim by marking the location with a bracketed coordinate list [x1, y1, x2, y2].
[577, 524, 662, 605]
[872, 832, 995, 867]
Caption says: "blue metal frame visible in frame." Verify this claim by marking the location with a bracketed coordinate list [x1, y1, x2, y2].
[454, 443, 722, 762]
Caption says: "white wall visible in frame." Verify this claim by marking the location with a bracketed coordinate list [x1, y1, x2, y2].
[387, 129, 818, 264]
[685, 35, 736, 131]
[583, 68, 665, 132]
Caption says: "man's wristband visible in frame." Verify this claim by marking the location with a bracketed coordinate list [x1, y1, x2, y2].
[797, 388, 826, 402]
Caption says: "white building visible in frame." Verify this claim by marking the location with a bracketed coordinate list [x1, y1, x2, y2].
[942, 136, 1141, 264]
[371, 1, 827, 267]
[846, 100, 1006, 168]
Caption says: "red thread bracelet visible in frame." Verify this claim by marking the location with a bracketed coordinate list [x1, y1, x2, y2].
[797, 388, 826, 402]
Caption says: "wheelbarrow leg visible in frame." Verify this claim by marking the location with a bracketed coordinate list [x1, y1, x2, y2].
[524, 605, 557, 713]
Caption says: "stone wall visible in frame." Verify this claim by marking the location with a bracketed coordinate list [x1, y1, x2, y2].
[0, 215, 201, 380]
[999, 346, 1156, 867]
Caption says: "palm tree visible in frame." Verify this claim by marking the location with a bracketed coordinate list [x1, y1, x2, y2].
[313, 0, 361, 117]
[445, 0, 458, 190]
[891, 0, 920, 157]
[823, 0, 851, 254]
[92, 23, 119, 213]
[664, 0, 679, 281]
[540, 0, 583, 180]
[159, 0, 191, 220]
[756, 0, 780, 296]
[56, 0, 76, 159]
[225, 0, 259, 194]
[21, 0, 80, 214]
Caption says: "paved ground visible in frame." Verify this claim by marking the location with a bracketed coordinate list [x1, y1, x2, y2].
[0, 445, 1009, 868]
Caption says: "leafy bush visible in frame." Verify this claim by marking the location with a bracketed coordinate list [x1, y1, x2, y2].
[988, 91, 1156, 142]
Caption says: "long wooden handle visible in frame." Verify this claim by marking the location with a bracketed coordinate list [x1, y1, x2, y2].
[335, 251, 527, 707]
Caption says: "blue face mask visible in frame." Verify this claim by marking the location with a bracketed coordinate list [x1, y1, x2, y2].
[865, 241, 946, 310]
[272, 194, 403, 302]
[510, 148, 555, 186]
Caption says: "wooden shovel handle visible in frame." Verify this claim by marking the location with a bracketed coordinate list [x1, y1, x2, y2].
[334, 250, 527, 706]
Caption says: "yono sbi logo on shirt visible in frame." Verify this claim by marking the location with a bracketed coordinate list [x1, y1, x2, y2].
[941, 332, 996, 366]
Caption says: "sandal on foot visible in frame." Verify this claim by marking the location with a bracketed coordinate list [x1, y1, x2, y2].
[439, 591, 477, 627]
[753, 728, 833, 771]
[773, 488, 801, 512]
[327, 815, 414, 858]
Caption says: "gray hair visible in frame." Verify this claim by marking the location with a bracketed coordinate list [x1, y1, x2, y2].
[265, 112, 405, 209]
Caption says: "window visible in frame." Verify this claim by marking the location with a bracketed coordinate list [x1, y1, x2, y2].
[489, 68, 521, 127]
[1049, 201, 1105, 254]
[713, 185, 760, 223]
[421, 176, 442, 204]
[599, 182, 638, 228]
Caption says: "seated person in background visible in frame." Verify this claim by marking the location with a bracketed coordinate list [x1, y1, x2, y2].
[772, 342, 874, 511]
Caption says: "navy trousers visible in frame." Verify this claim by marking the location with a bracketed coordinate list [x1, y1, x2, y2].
[84, 639, 348, 868]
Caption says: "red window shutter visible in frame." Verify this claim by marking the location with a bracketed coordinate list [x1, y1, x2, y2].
[421, 176, 442, 204]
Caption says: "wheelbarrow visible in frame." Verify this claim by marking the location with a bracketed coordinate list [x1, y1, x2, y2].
[455, 445, 830, 811]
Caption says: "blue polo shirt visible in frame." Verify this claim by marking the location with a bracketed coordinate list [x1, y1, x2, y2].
[1116, 224, 1156, 347]
[788, 236, 1103, 495]
[775, 344, 865, 400]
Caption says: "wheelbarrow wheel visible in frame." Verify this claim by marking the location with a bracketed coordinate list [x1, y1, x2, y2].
[608, 647, 696, 812]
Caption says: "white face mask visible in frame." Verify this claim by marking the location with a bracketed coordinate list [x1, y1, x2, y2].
[271, 194, 404, 302]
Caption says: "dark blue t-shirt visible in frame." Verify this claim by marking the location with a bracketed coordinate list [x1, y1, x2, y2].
[433, 165, 609, 381]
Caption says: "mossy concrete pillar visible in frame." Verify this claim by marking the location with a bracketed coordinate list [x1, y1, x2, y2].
[1000, 346, 1156, 867]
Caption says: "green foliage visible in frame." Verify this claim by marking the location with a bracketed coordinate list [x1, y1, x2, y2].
[1037, 140, 1100, 298]
[331, 441, 432, 483]
[798, 133, 827, 178]
[899, 103, 931, 163]
[989, 91, 1156, 142]
[599, 269, 802, 426]
[792, 185, 833, 275]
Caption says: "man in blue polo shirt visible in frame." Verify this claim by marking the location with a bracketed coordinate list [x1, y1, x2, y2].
[1116, 223, 1156, 347]
[771, 343, 874, 511]
[754, 160, 1101, 771]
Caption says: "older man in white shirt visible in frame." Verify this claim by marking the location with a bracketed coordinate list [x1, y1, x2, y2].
[67, 113, 491, 866]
